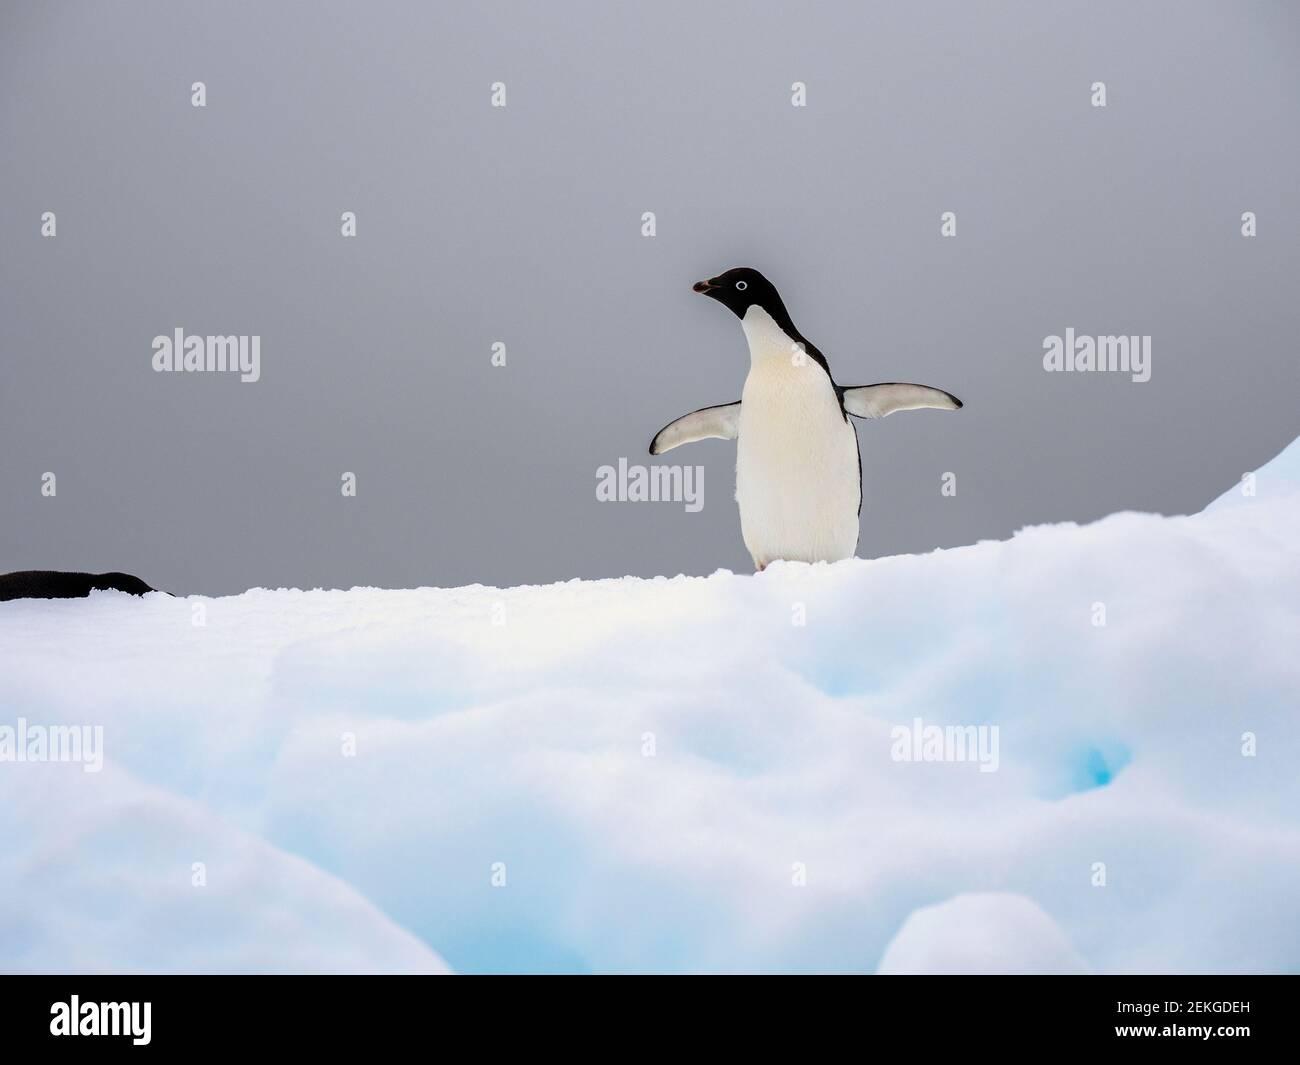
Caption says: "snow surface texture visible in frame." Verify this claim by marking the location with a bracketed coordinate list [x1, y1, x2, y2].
[2, 440, 1298, 974]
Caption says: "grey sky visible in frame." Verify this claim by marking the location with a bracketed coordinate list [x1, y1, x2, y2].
[2, 0, 1298, 595]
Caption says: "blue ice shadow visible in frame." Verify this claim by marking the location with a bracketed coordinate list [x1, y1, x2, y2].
[1053, 741, 1132, 797]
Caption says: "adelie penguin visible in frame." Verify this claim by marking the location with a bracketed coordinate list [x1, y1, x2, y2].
[650, 267, 962, 571]
[0, 570, 160, 602]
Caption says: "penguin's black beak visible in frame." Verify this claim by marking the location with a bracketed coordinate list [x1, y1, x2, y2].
[693, 280, 718, 295]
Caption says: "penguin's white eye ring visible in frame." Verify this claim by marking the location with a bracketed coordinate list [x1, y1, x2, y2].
[736, 280, 748, 291]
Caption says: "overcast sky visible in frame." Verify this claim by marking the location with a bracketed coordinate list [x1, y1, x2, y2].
[2, 0, 1297, 594]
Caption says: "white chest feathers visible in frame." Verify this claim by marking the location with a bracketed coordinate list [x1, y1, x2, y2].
[735, 307, 861, 568]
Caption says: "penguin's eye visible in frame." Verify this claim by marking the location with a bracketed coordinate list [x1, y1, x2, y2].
[736, 281, 748, 291]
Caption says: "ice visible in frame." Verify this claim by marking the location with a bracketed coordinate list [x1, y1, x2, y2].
[2, 438, 1297, 973]
[877, 893, 1090, 974]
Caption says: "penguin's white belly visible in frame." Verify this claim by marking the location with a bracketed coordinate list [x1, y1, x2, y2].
[735, 361, 861, 568]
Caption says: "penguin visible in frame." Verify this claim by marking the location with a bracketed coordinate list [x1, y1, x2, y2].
[0, 570, 160, 601]
[649, 267, 962, 571]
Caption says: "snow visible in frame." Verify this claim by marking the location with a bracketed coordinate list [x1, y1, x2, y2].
[2, 438, 1298, 974]
[877, 893, 1091, 975]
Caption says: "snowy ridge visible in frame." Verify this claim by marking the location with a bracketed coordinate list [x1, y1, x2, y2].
[1, 439, 1298, 974]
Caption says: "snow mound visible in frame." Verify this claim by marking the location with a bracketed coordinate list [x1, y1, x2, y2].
[0, 762, 450, 974]
[1, 438, 1298, 974]
[877, 893, 1090, 974]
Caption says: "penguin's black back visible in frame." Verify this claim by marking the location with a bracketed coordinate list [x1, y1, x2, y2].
[0, 570, 158, 601]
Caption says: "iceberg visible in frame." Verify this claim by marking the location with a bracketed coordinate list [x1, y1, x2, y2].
[2, 438, 1297, 974]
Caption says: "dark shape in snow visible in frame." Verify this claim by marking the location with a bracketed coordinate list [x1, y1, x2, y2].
[0, 570, 160, 601]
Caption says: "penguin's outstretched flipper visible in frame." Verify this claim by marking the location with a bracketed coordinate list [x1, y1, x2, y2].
[839, 383, 962, 420]
[649, 401, 741, 455]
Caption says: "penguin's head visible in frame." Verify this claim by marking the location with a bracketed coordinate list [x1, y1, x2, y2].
[693, 267, 782, 320]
